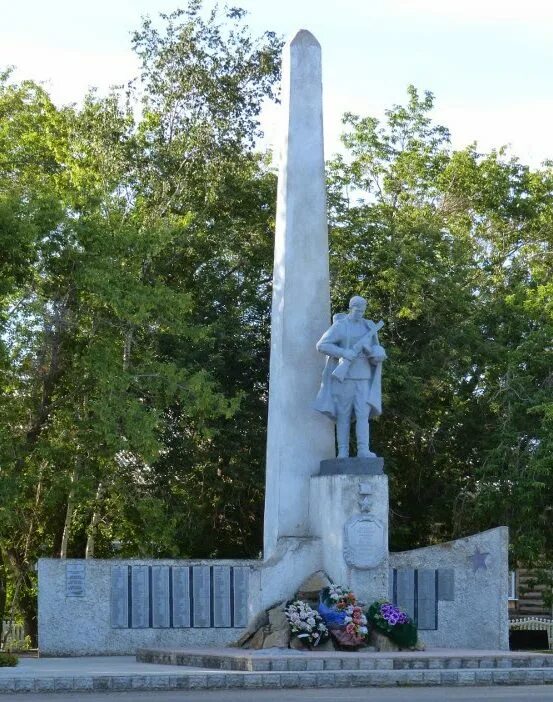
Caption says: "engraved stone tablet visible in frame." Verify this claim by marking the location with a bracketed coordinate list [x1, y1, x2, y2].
[233, 567, 249, 628]
[111, 565, 129, 628]
[395, 568, 415, 619]
[131, 566, 150, 628]
[213, 566, 231, 627]
[66, 562, 86, 597]
[172, 567, 191, 628]
[193, 566, 211, 627]
[417, 569, 437, 630]
[438, 568, 455, 601]
[152, 566, 170, 628]
[388, 568, 395, 600]
[343, 516, 386, 569]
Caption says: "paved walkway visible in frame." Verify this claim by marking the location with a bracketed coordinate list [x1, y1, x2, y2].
[7, 684, 553, 701]
[3, 656, 199, 676]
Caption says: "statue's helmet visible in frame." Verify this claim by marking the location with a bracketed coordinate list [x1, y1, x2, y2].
[348, 295, 367, 310]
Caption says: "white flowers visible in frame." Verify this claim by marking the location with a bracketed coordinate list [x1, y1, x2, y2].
[284, 600, 329, 647]
[327, 584, 349, 602]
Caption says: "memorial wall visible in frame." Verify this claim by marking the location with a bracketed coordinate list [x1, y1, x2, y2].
[38, 558, 257, 655]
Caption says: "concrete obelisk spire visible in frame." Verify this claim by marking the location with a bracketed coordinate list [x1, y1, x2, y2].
[264, 30, 335, 559]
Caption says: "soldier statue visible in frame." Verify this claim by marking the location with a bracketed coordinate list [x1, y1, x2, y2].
[315, 295, 386, 458]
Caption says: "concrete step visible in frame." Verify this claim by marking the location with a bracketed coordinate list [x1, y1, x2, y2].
[2, 665, 553, 694]
[137, 646, 553, 672]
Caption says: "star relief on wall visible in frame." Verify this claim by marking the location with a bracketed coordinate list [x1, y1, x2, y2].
[468, 547, 490, 572]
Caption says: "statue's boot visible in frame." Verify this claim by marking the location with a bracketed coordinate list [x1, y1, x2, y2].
[336, 414, 350, 458]
[356, 415, 375, 458]
[357, 447, 376, 458]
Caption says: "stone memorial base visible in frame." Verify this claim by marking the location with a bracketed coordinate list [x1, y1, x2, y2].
[309, 466, 389, 605]
[38, 462, 509, 655]
[37, 463, 509, 655]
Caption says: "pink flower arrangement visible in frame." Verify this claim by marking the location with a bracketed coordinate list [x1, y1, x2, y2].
[318, 585, 369, 647]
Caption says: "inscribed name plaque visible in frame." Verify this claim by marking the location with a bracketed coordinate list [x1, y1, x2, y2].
[111, 565, 129, 628]
[438, 568, 455, 601]
[172, 567, 191, 628]
[65, 562, 85, 597]
[213, 566, 231, 627]
[152, 566, 170, 628]
[343, 515, 386, 569]
[395, 569, 416, 620]
[192, 566, 211, 627]
[131, 566, 150, 628]
[417, 569, 438, 630]
[232, 567, 249, 628]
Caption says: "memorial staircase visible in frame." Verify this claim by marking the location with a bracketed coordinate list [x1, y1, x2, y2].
[133, 647, 553, 690]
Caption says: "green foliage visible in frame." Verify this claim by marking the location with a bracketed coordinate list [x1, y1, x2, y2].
[0, 1, 282, 641]
[0, 652, 18, 667]
[328, 87, 553, 567]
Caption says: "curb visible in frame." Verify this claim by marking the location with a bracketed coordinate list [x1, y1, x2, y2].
[1, 666, 553, 694]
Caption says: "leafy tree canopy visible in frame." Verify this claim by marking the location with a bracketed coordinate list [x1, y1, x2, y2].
[328, 86, 553, 563]
[0, 3, 282, 641]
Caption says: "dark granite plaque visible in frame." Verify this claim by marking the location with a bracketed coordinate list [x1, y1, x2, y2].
[438, 568, 455, 601]
[213, 566, 231, 627]
[172, 567, 191, 628]
[319, 456, 384, 475]
[233, 567, 249, 628]
[193, 566, 211, 627]
[395, 568, 415, 619]
[417, 569, 437, 630]
[111, 565, 129, 629]
[65, 562, 85, 597]
[152, 566, 170, 628]
[131, 566, 150, 628]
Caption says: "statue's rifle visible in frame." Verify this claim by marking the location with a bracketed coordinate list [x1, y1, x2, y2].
[331, 319, 384, 383]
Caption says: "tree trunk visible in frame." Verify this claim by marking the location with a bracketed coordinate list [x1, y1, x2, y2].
[85, 482, 104, 559]
[123, 327, 133, 371]
[0, 556, 6, 647]
[60, 467, 78, 559]
[21, 577, 37, 647]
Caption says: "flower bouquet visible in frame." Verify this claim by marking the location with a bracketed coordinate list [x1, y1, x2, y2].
[284, 600, 329, 648]
[318, 585, 369, 648]
[367, 600, 418, 648]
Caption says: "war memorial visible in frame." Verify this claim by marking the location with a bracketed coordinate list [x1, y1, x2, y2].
[26, 29, 553, 693]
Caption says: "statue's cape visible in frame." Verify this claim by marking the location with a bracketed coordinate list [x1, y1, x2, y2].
[314, 317, 383, 422]
[314, 355, 339, 419]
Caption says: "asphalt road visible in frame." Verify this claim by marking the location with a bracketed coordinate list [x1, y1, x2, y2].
[10, 686, 553, 702]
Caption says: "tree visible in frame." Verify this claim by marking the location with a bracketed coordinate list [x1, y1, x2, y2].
[328, 87, 553, 565]
[0, 3, 282, 640]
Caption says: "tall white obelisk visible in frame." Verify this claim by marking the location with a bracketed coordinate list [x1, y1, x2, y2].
[264, 30, 335, 559]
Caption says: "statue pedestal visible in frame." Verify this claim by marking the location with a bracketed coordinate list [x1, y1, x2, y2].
[309, 462, 389, 605]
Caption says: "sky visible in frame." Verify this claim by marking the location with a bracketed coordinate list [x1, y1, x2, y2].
[2, 0, 553, 166]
